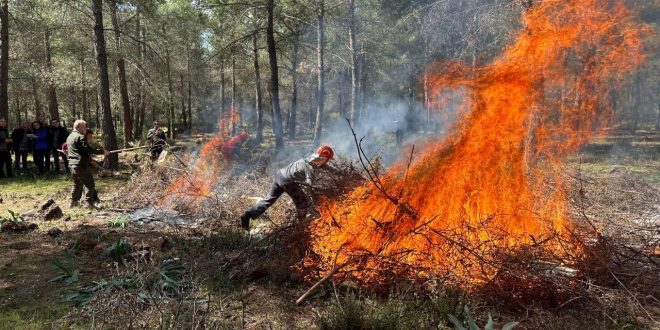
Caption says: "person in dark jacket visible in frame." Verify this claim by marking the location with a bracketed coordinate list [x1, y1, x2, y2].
[146, 121, 167, 160]
[0, 118, 13, 178]
[48, 119, 70, 173]
[67, 120, 109, 208]
[11, 122, 31, 175]
[240, 145, 335, 230]
[31, 121, 50, 173]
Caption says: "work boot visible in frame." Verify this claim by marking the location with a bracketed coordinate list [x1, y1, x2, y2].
[86, 202, 102, 210]
[240, 212, 251, 231]
[69, 201, 80, 208]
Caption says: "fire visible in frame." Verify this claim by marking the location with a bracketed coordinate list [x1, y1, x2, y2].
[159, 108, 241, 209]
[307, 0, 647, 286]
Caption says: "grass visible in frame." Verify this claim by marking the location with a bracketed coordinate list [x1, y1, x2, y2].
[0, 300, 70, 330]
[0, 172, 128, 215]
[314, 287, 468, 330]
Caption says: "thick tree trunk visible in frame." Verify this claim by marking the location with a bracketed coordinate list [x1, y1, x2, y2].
[655, 104, 659, 131]
[313, 0, 326, 146]
[92, 0, 118, 169]
[266, 0, 284, 149]
[45, 30, 59, 120]
[252, 33, 264, 143]
[346, 0, 358, 123]
[288, 31, 300, 140]
[0, 0, 8, 121]
[109, 0, 133, 147]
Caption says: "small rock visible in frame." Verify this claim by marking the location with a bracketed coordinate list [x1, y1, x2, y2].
[64, 216, 72, 222]
[47, 227, 63, 238]
[44, 205, 64, 221]
[40, 199, 56, 211]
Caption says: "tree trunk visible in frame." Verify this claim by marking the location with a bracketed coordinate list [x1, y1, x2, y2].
[252, 32, 264, 143]
[358, 49, 367, 119]
[31, 79, 41, 120]
[92, 0, 118, 169]
[654, 104, 659, 131]
[231, 55, 236, 135]
[288, 31, 300, 140]
[313, 0, 326, 146]
[187, 69, 192, 130]
[14, 96, 19, 124]
[220, 60, 226, 116]
[109, 0, 133, 147]
[180, 73, 187, 130]
[266, 0, 284, 149]
[94, 86, 100, 129]
[135, 15, 146, 139]
[45, 30, 59, 120]
[346, 0, 358, 124]
[79, 58, 89, 122]
[0, 0, 8, 121]
[186, 42, 193, 130]
[71, 88, 77, 119]
[165, 45, 174, 139]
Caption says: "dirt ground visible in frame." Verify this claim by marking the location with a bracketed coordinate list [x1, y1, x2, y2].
[0, 138, 658, 329]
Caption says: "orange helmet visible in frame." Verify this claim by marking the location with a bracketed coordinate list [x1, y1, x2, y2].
[316, 145, 334, 160]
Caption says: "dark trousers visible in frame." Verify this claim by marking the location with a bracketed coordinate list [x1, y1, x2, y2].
[50, 148, 68, 172]
[0, 151, 12, 178]
[246, 172, 310, 219]
[33, 149, 48, 173]
[14, 151, 28, 172]
[71, 165, 96, 204]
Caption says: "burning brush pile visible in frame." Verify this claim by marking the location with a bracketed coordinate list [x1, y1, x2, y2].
[301, 0, 651, 301]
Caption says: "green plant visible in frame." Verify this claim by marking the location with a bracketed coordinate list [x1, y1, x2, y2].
[65, 275, 137, 306]
[102, 239, 132, 262]
[448, 306, 519, 330]
[0, 210, 24, 224]
[106, 216, 130, 228]
[49, 254, 81, 285]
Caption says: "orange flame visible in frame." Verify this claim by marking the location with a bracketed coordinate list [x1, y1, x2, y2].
[306, 0, 648, 286]
[159, 107, 241, 209]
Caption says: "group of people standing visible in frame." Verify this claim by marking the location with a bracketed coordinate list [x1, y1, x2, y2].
[0, 117, 70, 177]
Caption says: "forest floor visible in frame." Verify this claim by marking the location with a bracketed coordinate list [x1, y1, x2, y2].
[0, 134, 658, 329]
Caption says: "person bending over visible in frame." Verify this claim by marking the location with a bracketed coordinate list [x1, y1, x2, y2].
[240, 146, 334, 230]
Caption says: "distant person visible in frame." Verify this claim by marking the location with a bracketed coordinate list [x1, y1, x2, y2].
[48, 119, 70, 173]
[240, 146, 334, 230]
[11, 122, 32, 175]
[0, 118, 13, 178]
[147, 121, 167, 160]
[67, 120, 109, 208]
[31, 121, 50, 173]
[221, 130, 250, 160]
